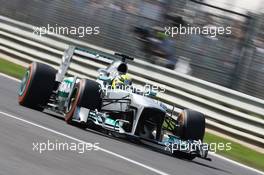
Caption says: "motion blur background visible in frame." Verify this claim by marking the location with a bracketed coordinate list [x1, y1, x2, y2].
[0, 0, 263, 99]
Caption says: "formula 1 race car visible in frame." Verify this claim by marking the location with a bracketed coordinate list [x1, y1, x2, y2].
[18, 46, 210, 161]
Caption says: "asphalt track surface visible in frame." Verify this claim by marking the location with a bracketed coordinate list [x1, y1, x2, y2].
[0, 74, 263, 175]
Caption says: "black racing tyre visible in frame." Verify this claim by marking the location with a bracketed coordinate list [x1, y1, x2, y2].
[177, 109, 205, 141]
[18, 62, 56, 110]
[65, 79, 102, 123]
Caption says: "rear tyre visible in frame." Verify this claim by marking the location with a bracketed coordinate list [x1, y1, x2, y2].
[18, 62, 56, 110]
[65, 79, 102, 124]
[177, 109, 205, 141]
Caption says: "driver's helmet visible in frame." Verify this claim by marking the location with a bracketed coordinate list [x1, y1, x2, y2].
[112, 74, 132, 89]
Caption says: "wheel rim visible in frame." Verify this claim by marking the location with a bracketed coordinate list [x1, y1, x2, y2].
[66, 87, 78, 113]
[18, 69, 30, 96]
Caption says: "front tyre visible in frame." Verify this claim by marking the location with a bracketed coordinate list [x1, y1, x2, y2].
[177, 109, 205, 141]
[173, 109, 205, 160]
[18, 62, 56, 110]
[65, 79, 102, 124]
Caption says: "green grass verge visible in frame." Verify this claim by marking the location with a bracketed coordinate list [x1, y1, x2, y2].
[0, 57, 263, 172]
[0, 58, 26, 79]
[204, 132, 264, 171]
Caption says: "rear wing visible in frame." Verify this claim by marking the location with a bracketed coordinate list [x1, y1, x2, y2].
[56, 45, 134, 82]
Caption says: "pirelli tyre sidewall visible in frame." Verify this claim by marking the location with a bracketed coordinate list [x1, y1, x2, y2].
[65, 79, 102, 124]
[18, 62, 56, 110]
[177, 109, 205, 141]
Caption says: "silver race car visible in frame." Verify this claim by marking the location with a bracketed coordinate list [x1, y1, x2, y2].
[18, 46, 210, 161]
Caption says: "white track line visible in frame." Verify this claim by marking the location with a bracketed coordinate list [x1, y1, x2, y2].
[0, 110, 169, 175]
[209, 153, 264, 175]
[0, 73, 263, 175]
[0, 72, 20, 82]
